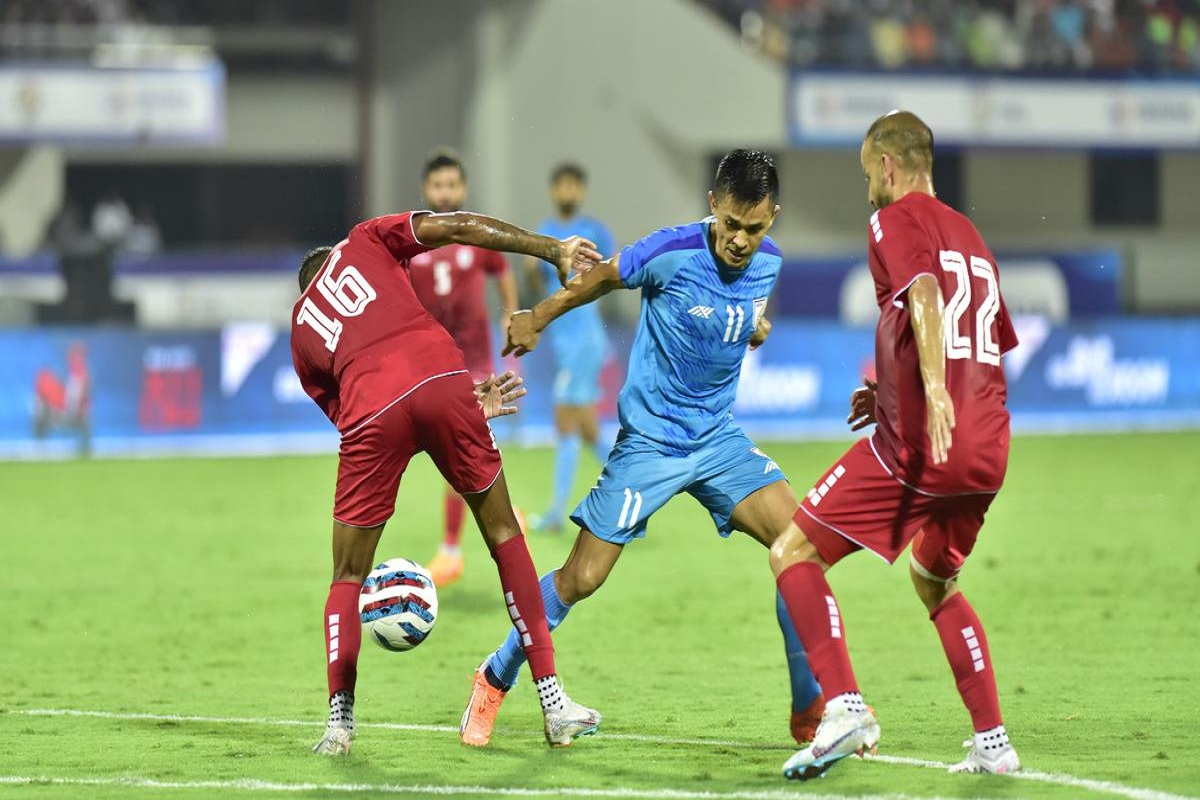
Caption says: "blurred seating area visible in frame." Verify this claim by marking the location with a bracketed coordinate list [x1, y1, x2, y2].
[699, 0, 1200, 73]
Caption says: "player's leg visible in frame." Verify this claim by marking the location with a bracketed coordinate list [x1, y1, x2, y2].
[416, 372, 597, 746]
[910, 501, 1019, 774]
[697, 441, 825, 745]
[464, 430, 677, 745]
[314, 413, 413, 756]
[769, 440, 917, 779]
[485, 528, 623, 688]
[314, 520, 384, 755]
[577, 402, 609, 465]
[461, 472, 601, 746]
[535, 401, 583, 533]
[428, 486, 466, 587]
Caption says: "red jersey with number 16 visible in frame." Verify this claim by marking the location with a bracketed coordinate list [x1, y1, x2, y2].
[867, 192, 1019, 496]
[290, 212, 469, 435]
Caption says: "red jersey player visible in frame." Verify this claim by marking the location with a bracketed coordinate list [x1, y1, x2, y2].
[291, 209, 600, 756]
[407, 151, 520, 588]
[771, 111, 1021, 780]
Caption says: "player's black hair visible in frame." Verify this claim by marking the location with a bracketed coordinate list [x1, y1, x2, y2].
[865, 110, 934, 171]
[712, 149, 778, 206]
[422, 148, 466, 181]
[550, 161, 587, 185]
[298, 246, 332, 292]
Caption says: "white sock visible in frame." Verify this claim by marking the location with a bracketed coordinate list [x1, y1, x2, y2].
[827, 692, 868, 715]
[328, 690, 355, 733]
[535, 675, 565, 713]
[975, 725, 1010, 752]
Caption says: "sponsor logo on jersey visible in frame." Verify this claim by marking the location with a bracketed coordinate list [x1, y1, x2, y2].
[688, 305, 715, 319]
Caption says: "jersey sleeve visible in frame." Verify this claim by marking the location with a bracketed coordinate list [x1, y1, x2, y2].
[368, 212, 433, 262]
[481, 248, 509, 276]
[871, 206, 936, 304]
[618, 226, 684, 290]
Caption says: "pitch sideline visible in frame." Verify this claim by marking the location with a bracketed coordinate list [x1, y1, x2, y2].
[6, 708, 1194, 800]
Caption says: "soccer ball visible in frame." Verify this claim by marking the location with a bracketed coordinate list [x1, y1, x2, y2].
[359, 558, 438, 652]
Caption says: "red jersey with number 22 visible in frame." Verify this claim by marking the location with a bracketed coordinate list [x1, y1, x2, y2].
[868, 192, 1018, 495]
[291, 212, 467, 434]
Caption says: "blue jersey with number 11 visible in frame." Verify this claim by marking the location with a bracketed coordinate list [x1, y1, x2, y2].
[616, 219, 781, 455]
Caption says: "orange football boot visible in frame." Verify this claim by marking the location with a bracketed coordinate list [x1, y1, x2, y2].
[427, 549, 464, 588]
[460, 664, 507, 746]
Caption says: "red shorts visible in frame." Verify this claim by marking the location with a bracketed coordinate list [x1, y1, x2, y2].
[793, 437, 996, 580]
[333, 371, 502, 528]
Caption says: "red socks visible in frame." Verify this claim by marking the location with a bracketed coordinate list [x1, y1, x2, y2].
[931, 592, 1003, 732]
[776, 561, 859, 698]
[443, 490, 465, 548]
[324, 580, 362, 698]
[490, 535, 556, 681]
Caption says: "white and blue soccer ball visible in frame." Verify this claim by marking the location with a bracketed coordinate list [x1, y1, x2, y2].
[359, 558, 438, 652]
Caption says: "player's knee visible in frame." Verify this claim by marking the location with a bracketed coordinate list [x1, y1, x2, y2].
[909, 563, 957, 613]
[556, 561, 606, 603]
[768, 524, 823, 576]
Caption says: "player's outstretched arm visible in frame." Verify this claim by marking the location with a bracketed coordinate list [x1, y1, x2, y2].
[908, 274, 956, 464]
[412, 212, 600, 282]
[503, 257, 624, 357]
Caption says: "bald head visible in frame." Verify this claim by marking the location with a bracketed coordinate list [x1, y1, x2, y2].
[864, 110, 934, 173]
[860, 110, 936, 210]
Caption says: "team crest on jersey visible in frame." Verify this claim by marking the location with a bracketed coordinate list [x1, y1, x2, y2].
[688, 305, 715, 319]
[456, 248, 474, 269]
[752, 297, 768, 327]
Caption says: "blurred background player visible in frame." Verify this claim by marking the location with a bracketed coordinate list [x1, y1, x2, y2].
[407, 150, 520, 588]
[32, 342, 91, 457]
[776, 111, 1021, 781]
[292, 208, 601, 756]
[525, 163, 615, 533]
[460, 150, 823, 748]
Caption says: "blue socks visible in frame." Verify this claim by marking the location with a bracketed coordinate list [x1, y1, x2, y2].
[777, 589, 822, 711]
[486, 571, 572, 690]
[544, 435, 581, 524]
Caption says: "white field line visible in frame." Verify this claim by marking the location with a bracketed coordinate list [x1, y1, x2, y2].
[6, 708, 1196, 800]
[0, 775, 970, 800]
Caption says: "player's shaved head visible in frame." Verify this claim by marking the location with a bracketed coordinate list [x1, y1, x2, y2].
[864, 110, 934, 172]
[299, 246, 332, 292]
[860, 110, 936, 210]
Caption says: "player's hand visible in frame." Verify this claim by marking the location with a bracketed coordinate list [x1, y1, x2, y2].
[475, 371, 526, 419]
[554, 236, 601, 287]
[749, 316, 772, 350]
[502, 310, 542, 357]
[847, 377, 877, 431]
[925, 384, 956, 465]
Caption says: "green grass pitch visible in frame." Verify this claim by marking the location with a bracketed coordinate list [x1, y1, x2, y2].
[1, 433, 1197, 799]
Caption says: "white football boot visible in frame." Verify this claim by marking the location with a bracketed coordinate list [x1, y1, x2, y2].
[950, 730, 1021, 774]
[543, 695, 602, 747]
[313, 691, 355, 756]
[312, 725, 353, 755]
[782, 702, 880, 780]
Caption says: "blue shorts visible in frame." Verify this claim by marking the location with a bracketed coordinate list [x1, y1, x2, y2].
[552, 342, 605, 407]
[570, 425, 788, 544]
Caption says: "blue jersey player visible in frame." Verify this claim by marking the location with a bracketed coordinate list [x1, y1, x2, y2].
[459, 151, 823, 748]
[525, 163, 615, 532]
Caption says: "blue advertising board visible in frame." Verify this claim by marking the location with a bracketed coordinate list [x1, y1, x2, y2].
[2, 318, 1197, 459]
